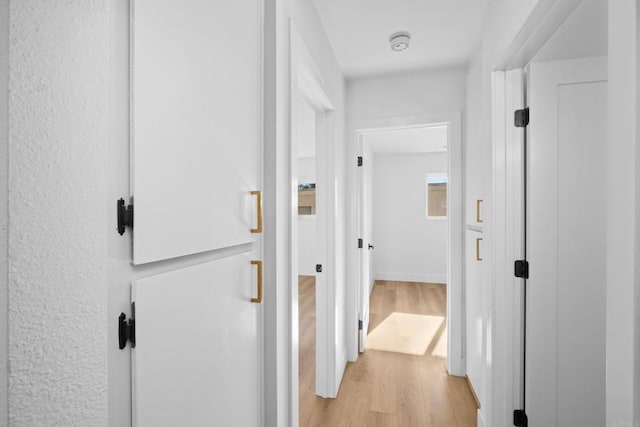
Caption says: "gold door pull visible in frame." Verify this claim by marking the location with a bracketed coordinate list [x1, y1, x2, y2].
[251, 190, 263, 233]
[250, 260, 263, 303]
[476, 237, 483, 261]
[476, 199, 484, 223]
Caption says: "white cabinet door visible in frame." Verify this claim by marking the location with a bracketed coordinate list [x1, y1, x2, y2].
[131, 0, 262, 264]
[132, 253, 261, 427]
[527, 57, 607, 427]
[465, 229, 484, 406]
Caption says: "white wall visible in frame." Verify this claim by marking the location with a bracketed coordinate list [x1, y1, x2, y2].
[347, 68, 467, 120]
[298, 157, 316, 183]
[296, 95, 317, 277]
[298, 157, 317, 276]
[265, 0, 346, 424]
[346, 68, 466, 362]
[8, 1, 109, 424]
[0, 0, 7, 422]
[372, 152, 447, 284]
[532, 0, 607, 64]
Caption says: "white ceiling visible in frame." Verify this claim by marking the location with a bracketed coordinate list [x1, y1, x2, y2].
[313, 0, 490, 78]
[363, 125, 447, 154]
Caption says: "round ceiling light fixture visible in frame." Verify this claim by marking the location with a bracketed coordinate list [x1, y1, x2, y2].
[389, 31, 411, 51]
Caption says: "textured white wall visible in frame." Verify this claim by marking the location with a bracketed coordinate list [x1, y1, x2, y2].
[372, 152, 448, 284]
[0, 0, 7, 423]
[8, 1, 109, 425]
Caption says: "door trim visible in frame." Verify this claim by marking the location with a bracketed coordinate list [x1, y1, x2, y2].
[349, 111, 464, 376]
[289, 21, 338, 417]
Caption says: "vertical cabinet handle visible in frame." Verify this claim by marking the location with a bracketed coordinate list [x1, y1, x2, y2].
[476, 237, 483, 261]
[251, 190, 262, 233]
[250, 260, 263, 303]
[476, 199, 484, 223]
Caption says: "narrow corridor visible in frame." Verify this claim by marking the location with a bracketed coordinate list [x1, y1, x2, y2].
[299, 279, 478, 426]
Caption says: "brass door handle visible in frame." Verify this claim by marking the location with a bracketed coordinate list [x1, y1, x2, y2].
[476, 237, 483, 261]
[476, 199, 484, 223]
[250, 260, 262, 303]
[251, 190, 262, 233]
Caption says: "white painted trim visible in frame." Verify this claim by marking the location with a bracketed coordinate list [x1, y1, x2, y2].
[335, 349, 347, 396]
[348, 111, 464, 377]
[489, 69, 526, 427]
[289, 22, 339, 415]
[497, 0, 581, 69]
[373, 273, 447, 284]
[606, 2, 639, 424]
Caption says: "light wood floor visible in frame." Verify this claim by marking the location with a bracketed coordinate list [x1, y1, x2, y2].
[299, 278, 478, 427]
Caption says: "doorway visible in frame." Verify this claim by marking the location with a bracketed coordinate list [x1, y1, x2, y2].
[289, 22, 338, 425]
[294, 90, 321, 416]
[351, 112, 464, 378]
[295, 118, 475, 425]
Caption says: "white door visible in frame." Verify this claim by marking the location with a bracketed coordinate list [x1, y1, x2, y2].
[126, 1, 264, 425]
[357, 147, 372, 352]
[130, 0, 262, 265]
[527, 56, 607, 426]
[132, 253, 261, 426]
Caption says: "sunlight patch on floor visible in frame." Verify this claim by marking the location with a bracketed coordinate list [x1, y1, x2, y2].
[365, 312, 445, 356]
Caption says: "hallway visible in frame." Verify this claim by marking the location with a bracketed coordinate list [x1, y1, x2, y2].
[299, 279, 478, 426]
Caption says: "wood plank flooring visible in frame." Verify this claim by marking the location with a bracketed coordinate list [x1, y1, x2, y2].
[299, 278, 478, 427]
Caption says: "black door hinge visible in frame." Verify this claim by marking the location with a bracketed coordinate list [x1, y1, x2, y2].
[513, 409, 528, 427]
[358, 320, 363, 330]
[316, 264, 322, 273]
[358, 238, 363, 249]
[357, 156, 363, 167]
[118, 302, 136, 349]
[514, 260, 529, 279]
[515, 108, 530, 128]
[117, 198, 134, 235]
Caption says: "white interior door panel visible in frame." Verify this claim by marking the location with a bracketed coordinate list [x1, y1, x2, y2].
[131, 0, 261, 264]
[527, 56, 607, 427]
[132, 253, 261, 427]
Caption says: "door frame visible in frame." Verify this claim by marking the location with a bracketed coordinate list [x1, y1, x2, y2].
[490, 1, 586, 425]
[350, 111, 464, 376]
[289, 21, 338, 417]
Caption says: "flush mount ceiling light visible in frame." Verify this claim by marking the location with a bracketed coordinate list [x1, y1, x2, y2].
[389, 31, 411, 51]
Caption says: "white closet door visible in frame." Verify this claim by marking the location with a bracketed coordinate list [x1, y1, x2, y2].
[527, 56, 607, 427]
[131, 0, 261, 264]
[132, 253, 261, 427]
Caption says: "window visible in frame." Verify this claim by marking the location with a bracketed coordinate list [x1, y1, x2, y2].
[426, 175, 447, 218]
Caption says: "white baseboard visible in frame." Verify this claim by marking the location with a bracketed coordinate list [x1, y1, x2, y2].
[477, 410, 487, 427]
[373, 272, 447, 284]
[333, 349, 347, 398]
